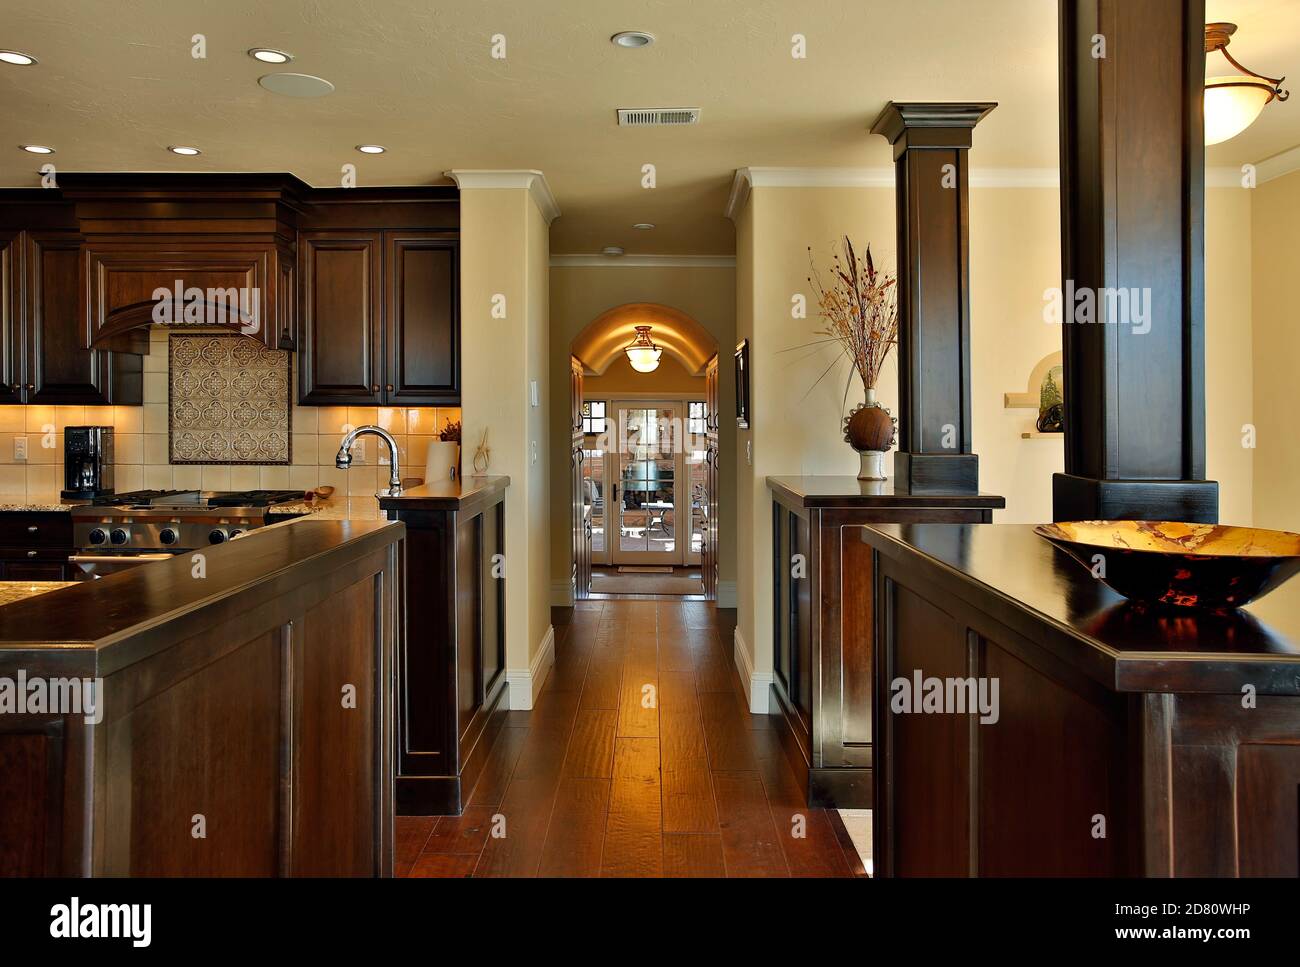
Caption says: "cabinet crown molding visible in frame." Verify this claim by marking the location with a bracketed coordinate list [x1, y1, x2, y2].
[443, 169, 560, 224]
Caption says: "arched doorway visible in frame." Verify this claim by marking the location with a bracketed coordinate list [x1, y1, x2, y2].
[568, 304, 720, 599]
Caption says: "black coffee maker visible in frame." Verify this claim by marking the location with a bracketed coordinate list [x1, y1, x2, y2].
[62, 426, 114, 499]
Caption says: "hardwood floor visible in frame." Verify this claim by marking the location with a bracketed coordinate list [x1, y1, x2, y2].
[396, 599, 859, 878]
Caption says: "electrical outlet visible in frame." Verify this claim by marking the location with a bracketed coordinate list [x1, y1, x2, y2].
[746, 439, 752, 466]
[530, 440, 538, 465]
[13, 436, 27, 462]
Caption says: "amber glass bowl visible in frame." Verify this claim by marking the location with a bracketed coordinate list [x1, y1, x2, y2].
[1034, 520, 1300, 610]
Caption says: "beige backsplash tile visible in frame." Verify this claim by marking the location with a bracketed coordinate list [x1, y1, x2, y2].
[0, 465, 26, 492]
[289, 465, 320, 491]
[172, 465, 203, 490]
[259, 466, 291, 490]
[29, 433, 61, 464]
[143, 434, 168, 466]
[143, 404, 167, 434]
[200, 466, 231, 490]
[115, 466, 143, 493]
[228, 466, 261, 491]
[317, 407, 349, 436]
[113, 406, 143, 434]
[0, 409, 23, 433]
[144, 465, 173, 490]
[116, 433, 143, 465]
[293, 434, 319, 466]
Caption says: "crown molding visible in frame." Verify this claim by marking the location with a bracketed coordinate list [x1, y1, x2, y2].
[443, 169, 560, 224]
[1255, 145, 1300, 185]
[550, 254, 734, 267]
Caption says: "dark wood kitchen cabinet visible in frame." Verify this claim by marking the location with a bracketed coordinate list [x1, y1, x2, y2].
[0, 224, 141, 406]
[298, 229, 459, 407]
[0, 512, 75, 581]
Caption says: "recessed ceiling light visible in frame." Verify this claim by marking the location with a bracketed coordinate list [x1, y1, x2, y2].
[611, 31, 655, 48]
[258, 72, 335, 98]
[19, 144, 54, 154]
[168, 145, 201, 156]
[355, 144, 386, 154]
[248, 48, 293, 64]
[632, 223, 655, 230]
[601, 246, 625, 257]
[0, 50, 37, 66]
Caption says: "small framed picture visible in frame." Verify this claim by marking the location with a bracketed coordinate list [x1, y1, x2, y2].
[734, 339, 750, 429]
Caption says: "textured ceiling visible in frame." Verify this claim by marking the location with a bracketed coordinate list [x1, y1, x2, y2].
[1, 0, 1296, 255]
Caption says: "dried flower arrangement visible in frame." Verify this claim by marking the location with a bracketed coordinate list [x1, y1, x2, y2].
[806, 236, 899, 400]
[439, 420, 462, 443]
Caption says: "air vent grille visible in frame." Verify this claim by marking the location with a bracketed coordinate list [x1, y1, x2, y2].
[617, 107, 701, 126]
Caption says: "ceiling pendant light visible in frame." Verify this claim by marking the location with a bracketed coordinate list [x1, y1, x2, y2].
[1204, 22, 1289, 145]
[624, 325, 662, 373]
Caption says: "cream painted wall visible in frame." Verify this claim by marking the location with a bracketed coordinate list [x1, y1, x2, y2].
[1251, 168, 1300, 533]
[548, 264, 736, 603]
[732, 181, 1256, 694]
[459, 186, 552, 705]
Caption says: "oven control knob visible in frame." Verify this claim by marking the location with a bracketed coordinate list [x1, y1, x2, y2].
[159, 527, 179, 546]
[208, 528, 228, 545]
[109, 528, 129, 546]
[229, 528, 245, 540]
[88, 528, 107, 545]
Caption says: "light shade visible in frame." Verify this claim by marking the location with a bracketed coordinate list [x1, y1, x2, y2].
[1204, 78, 1273, 145]
[624, 326, 662, 373]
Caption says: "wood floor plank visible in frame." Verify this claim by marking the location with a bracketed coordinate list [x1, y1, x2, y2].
[661, 711, 718, 833]
[601, 737, 663, 877]
[537, 777, 611, 877]
[563, 708, 617, 778]
[713, 770, 790, 877]
[657, 670, 700, 714]
[472, 776, 557, 877]
[663, 833, 726, 877]
[699, 690, 763, 770]
[408, 853, 480, 877]
[394, 816, 435, 877]
[466, 726, 528, 808]
[424, 805, 496, 854]
[580, 648, 624, 710]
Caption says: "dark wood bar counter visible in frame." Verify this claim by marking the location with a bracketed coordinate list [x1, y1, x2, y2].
[862, 522, 1300, 877]
[0, 519, 403, 876]
[379, 475, 509, 815]
[766, 476, 1004, 809]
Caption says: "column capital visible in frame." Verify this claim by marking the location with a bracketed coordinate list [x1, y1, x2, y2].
[870, 102, 996, 158]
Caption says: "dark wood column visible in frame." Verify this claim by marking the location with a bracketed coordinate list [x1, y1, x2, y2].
[870, 102, 995, 495]
[1054, 0, 1219, 523]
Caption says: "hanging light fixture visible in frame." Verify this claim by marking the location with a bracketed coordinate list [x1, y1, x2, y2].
[1204, 22, 1288, 146]
[624, 325, 662, 373]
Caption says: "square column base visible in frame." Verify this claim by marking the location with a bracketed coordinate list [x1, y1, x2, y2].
[1052, 473, 1220, 523]
[893, 452, 980, 495]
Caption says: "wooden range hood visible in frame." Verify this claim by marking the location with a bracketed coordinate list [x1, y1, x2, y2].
[58, 172, 310, 353]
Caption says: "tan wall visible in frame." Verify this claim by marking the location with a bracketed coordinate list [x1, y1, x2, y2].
[459, 186, 552, 698]
[584, 354, 705, 396]
[0, 327, 455, 499]
[549, 263, 736, 602]
[1251, 168, 1300, 532]
[733, 181, 1255, 695]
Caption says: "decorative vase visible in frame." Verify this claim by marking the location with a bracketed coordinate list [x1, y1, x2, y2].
[425, 440, 460, 483]
[843, 388, 896, 481]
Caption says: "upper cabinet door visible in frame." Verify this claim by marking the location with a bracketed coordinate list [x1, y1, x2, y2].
[384, 233, 458, 405]
[25, 231, 137, 405]
[299, 231, 383, 405]
[0, 231, 23, 404]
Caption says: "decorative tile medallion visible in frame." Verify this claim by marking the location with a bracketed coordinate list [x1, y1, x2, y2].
[168, 334, 291, 465]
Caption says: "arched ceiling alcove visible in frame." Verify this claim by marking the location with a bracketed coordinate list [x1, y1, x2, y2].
[570, 303, 717, 376]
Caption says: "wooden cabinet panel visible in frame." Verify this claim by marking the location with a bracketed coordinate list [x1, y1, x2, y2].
[299, 231, 383, 405]
[27, 232, 141, 405]
[384, 233, 458, 404]
[0, 231, 22, 404]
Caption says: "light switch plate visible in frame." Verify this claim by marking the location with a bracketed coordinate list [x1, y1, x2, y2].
[13, 436, 27, 462]
[746, 440, 752, 465]
[530, 379, 539, 407]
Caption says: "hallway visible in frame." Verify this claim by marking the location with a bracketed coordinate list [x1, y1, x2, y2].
[396, 599, 863, 877]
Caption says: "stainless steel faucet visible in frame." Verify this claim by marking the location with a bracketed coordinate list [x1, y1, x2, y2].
[336, 425, 403, 496]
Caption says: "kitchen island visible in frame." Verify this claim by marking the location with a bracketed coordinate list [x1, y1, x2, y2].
[863, 522, 1300, 877]
[0, 518, 402, 876]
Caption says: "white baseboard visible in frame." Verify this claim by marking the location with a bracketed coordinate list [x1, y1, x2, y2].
[733, 626, 771, 714]
[550, 579, 574, 607]
[507, 624, 555, 710]
[717, 581, 737, 609]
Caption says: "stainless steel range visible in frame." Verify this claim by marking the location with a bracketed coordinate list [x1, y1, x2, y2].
[70, 489, 309, 576]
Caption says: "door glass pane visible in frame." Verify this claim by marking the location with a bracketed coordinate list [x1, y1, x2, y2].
[687, 445, 706, 556]
[583, 447, 604, 554]
[619, 407, 676, 555]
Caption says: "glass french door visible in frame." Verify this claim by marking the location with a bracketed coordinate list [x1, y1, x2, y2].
[612, 403, 684, 566]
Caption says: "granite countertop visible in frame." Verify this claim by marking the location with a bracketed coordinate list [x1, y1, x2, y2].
[0, 495, 84, 513]
[269, 496, 386, 521]
[0, 581, 78, 607]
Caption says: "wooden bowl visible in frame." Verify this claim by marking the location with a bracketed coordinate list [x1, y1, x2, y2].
[1034, 520, 1300, 610]
[311, 485, 335, 499]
